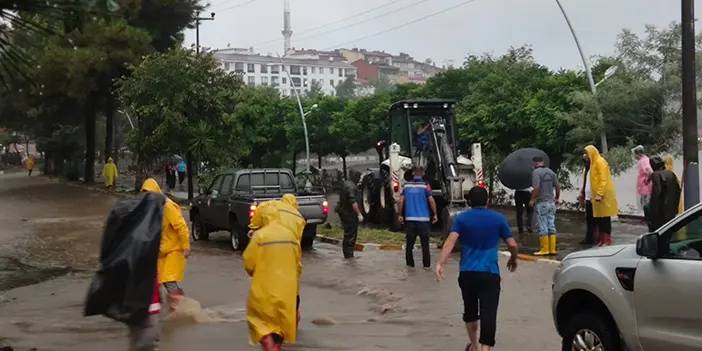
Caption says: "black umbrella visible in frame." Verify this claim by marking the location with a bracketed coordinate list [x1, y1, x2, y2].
[498, 148, 550, 190]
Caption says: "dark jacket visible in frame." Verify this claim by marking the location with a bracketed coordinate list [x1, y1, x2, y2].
[649, 156, 681, 231]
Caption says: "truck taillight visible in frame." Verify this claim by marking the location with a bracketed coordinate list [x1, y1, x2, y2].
[322, 200, 329, 216]
[392, 180, 400, 192]
[478, 180, 486, 188]
[249, 204, 257, 218]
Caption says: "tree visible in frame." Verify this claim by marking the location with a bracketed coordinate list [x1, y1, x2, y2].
[306, 79, 323, 98]
[118, 48, 243, 197]
[335, 76, 356, 98]
[368, 75, 393, 94]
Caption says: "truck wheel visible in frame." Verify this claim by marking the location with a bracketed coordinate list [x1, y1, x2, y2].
[301, 225, 316, 250]
[561, 311, 620, 351]
[359, 175, 379, 223]
[191, 213, 209, 241]
[230, 226, 249, 252]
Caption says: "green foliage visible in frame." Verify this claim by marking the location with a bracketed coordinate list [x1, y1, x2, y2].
[118, 48, 243, 169]
[335, 75, 356, 98]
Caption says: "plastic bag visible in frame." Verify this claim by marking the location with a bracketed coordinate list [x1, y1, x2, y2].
[84, 192, 164, 324]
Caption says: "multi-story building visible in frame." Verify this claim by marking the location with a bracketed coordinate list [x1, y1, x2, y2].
[213, 49, 357, 97]
[339, 48, 441, 85]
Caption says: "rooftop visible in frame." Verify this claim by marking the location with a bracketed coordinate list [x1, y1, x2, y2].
[213, 52, 355, 69]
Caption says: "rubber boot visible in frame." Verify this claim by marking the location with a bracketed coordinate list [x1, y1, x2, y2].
[533, 236, 550, 256]
[549, 234, 557, 255]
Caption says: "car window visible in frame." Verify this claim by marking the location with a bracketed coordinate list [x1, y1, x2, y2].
[280, 173, 294, 190]
[663, 210, 702, 260]
[210, 175, 223, 193]
[236, 174, 250, 191]
[251, 173, 264, 187]
[220, 175, 234, 196]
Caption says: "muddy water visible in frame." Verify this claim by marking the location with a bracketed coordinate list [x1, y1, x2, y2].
[0, 173, 116, 290]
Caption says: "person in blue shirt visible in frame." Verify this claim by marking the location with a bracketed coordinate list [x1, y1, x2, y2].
[399, 166, 438, 268]
[435, 186, 519, 351]
[176, 160, 187, 187]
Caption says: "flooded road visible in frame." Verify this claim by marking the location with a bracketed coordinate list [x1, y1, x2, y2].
[1, 174, 643, 350]
[0, 172, 116, 290]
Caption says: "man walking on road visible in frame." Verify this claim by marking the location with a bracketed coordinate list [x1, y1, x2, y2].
[649, 156, 681, 230]
[336, 173, 363, 259]
[399, 166, 438, 268]
[436, 186, 518, 351]
[141, 178, 190, 311]
[530, 156, 560, 256]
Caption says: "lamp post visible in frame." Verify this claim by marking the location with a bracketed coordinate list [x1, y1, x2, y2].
[188, 11, 214, 201]
[195, 11, 215, 55]
[278, 54, 318, 173]
[555, 0, 608, 153]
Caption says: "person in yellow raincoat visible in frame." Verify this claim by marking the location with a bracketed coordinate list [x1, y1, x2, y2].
[101, 157, 118, 189]
[244, 205, 301, 351]
[24, 155, 34, 176]
[141, 178, 190, 310]
[248, 194, 305, 243]
[584, 145, 619, 246]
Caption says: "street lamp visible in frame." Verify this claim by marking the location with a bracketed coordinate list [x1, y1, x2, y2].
[195, 11, 215, 55]
[596, 65, 618, 87]
[555, 0, 609, 153]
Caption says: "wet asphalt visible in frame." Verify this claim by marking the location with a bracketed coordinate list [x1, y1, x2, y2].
[0, 172, 647, 350]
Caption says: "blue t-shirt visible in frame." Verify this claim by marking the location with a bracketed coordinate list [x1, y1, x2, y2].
[450, 208, 512, 275]
[177, 160, 186, 172]
[401, 177, 432, 222]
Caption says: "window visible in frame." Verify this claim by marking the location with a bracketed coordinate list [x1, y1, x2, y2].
[234, 62, 244, 73]
[247, 76, 255, 85]
[220, 175, 234, 195]
[338, 68, 343, 77]
[271, 65, 280, 74]
[303, 79, 308, 87]
[311, 67, 316, 74]
[271, 76, 280, 87]
[329, 67, 334, 75]
[224, 62, 231, 70]
[261, 76, 269, 86]
[282, 77, 287, 85]
[330, 79, 334, 86]
[302, 66, 308, 75]
[290, 65, 301, 75]
[209, 175, 224, 193]
[260, 64, 268, 74]
[247, 63, 255, 73]
[291, 77, 301, 87]
[235, 174, 250, 191]
[663, 211, 702, 259]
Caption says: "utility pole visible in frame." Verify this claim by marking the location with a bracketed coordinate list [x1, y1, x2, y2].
[188, 11, 215, 201]
[681, 0, 699, 209]
[555, 0, 608, 153]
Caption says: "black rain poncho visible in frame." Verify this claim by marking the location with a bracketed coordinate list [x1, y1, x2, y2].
[84, 192, 165, 324]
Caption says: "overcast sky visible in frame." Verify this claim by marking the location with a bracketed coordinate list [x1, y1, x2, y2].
[183, 0, 700, 70]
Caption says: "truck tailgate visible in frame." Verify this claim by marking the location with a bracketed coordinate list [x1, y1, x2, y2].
[251, 195, 327, 224]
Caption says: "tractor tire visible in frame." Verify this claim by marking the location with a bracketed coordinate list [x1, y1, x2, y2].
[359, 175, 380, 223]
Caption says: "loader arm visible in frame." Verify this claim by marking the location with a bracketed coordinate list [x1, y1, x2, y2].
[428, 117, 465, 206]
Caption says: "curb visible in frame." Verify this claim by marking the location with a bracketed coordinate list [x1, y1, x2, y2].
[316, 235, 403, 252]
[500, 251, 560, 264]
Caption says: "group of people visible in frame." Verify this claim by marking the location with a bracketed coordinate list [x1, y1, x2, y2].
[165, 159, 187, 191]
[514, 144, 684, 253]
[633, 146, 682, 233]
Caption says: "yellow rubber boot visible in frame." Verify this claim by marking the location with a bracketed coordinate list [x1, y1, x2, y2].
[549, 235, 557, 255]
[533, 236, 550, 256]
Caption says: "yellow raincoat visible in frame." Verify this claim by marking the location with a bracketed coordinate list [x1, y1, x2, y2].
[24, 157, 34, 170]
[101, 158, 118, 187]
[663, 154, 684, 214]
[141, 178, 190, 283]
[244, 205, 301, 345]
[585, 145, 619, 218]
[249, 194, 305, 242]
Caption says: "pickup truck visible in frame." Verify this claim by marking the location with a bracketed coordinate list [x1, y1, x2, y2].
[189, 168, 329, 251]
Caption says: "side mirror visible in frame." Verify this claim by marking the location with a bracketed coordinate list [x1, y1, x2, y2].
[211, 189, 219, 198]
[636, 232, 660, 259]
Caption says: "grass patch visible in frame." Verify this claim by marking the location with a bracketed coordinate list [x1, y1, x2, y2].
[318, 225, 442, 245]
